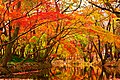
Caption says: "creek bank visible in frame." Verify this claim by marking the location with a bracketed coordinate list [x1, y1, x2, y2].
[0, 62, 52, 78]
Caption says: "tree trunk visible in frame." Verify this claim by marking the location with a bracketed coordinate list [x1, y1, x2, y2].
[0, 27, 19, 67]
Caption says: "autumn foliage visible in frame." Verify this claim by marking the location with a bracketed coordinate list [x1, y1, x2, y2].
[0, 0, 120, 68]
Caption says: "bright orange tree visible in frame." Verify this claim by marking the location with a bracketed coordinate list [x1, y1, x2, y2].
[0, 0, 83, 67]
[0, 0, 72, 66]
[0, 0, 120, 67]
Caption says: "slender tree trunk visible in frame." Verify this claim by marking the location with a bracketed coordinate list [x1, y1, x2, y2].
[113, 14, 120, 61]
[1, 27, 19, 67]
[97, 35, 105, 64]
[103, 44, 108, 62]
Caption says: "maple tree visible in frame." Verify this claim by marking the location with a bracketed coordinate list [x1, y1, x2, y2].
[0, 0, 83, 68]
[0, 0, 68, 66]
[0, 0, 120, 69]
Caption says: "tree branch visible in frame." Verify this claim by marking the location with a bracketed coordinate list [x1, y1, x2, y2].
[87, 0, 120, 15]
[0, 18, 66, 46]
[61, 0, 82, 14]
[0, 2, 43, 28]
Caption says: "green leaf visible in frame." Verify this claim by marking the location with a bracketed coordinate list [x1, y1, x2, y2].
[74, 33, 88, 47]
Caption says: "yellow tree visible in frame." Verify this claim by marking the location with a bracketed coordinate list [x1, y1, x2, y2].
[87, 0, 120, 62]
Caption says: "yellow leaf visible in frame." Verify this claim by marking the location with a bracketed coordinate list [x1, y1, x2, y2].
[1, 34, 7, 41]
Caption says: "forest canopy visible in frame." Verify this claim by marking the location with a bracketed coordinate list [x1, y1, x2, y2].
[0, 0, 120, 68]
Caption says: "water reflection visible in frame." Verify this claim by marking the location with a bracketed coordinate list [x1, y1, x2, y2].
[99, 66, 120, 80]
[0, 64, 120, 80]
[50, 64, 120, 80]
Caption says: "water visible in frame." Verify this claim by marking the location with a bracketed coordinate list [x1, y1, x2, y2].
[50, 65, 120, 80]
[0, 63, 120, 80]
